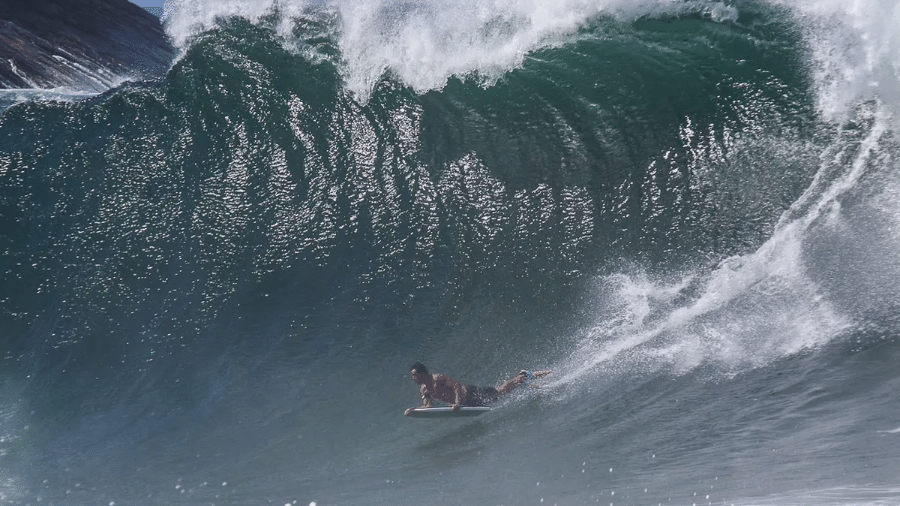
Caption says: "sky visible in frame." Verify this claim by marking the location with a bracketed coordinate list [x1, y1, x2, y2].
[131, 0, 165, 8]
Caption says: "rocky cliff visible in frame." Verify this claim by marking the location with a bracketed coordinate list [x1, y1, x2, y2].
[0, 0, 175, 91]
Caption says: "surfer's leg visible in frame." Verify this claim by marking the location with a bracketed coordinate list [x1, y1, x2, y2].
[496, 370, 552, 394]
[462, 386, 499, 406]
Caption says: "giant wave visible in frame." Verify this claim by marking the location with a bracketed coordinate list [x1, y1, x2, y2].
[1, 0, 899, 505]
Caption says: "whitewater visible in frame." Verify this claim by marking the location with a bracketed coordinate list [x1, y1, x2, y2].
[1, 0, 899, 505]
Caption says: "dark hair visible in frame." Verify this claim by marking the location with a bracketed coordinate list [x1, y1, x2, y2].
[410, 362, 428, 375]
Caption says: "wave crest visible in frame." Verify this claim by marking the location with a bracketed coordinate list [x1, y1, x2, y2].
[161, 0, 739, 101]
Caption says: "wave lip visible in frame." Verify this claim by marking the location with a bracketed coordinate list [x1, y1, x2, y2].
[162, 0, 739, 101]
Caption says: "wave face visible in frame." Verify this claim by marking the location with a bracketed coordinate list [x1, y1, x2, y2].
[2, 1, 900, 504]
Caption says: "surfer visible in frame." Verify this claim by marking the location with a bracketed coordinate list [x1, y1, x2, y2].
[404, 362, 552, 415]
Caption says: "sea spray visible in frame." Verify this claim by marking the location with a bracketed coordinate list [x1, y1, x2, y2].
[548, 0, 900, 391]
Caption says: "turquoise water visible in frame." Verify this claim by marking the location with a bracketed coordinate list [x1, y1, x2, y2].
[2, 1, 899, 504]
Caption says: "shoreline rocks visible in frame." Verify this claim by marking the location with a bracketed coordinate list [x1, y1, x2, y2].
[0, 0, 175, 91]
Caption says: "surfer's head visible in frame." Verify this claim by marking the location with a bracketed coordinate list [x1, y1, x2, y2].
[410, 362, 429, 383]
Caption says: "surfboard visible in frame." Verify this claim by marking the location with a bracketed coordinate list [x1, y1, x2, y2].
[406, 406, 491, 418]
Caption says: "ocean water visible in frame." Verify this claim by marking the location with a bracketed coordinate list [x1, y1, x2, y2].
[1, 0, 899, 505]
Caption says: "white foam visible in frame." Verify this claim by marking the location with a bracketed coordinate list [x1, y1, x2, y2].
[554, 227, 850, 386]
[160, 0, 899, 115]
[161, 0, 738, 101]
[0, 88, 100, 112]
[773, 0, 900, 126]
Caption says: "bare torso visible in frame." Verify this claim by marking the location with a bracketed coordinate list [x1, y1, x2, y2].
[420, 373, 466, 406]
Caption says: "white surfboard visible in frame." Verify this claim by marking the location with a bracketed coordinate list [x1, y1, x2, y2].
[406, 406, 491, 418]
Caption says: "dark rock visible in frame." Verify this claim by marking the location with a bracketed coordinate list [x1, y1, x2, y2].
[0, 0, 176, 91]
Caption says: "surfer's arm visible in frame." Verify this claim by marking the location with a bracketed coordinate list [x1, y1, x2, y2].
[404, 393, 433, 416]
[418, 384, 433, 408]
[418, 384, 433, 409]
[452, 383, 464, 410]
